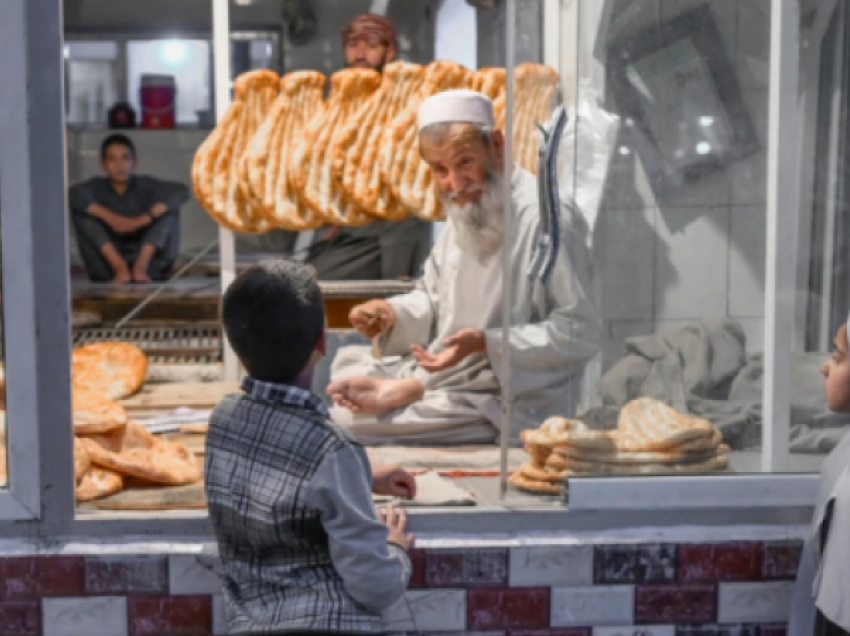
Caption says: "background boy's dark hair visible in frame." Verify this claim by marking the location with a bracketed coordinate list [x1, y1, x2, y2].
[100, 134, 137, 161]
[221, 259, 325, 384]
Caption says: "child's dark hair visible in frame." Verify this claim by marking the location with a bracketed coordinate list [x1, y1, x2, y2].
[100, 134, 136, 161]
[221, 260, 325, 384]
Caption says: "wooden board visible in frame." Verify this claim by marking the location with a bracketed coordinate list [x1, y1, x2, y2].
[89, 481, 207, 511]
[120, 381, 240, 413]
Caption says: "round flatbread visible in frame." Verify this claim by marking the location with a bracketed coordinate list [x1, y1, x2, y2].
[519, 460, 568, 483]
[74, 437, 91, 484]
[81, 437, 202, 486]
[72, 389, 128, 435]
[508, 470, 563, 495]
[76, 467, 124, 502]
[72, 342, 148, 400]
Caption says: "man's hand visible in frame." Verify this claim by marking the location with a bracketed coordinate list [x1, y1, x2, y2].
[376, 504, 415, 552]
[411, 328, 486, 373]
[150, 202, 168, 219]
[350, 300, 396, 339]
[372, 464, 417, 499]
[109, 214, 148, 234]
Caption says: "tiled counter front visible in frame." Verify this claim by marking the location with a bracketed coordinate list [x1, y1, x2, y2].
[0, 540, 802, 636]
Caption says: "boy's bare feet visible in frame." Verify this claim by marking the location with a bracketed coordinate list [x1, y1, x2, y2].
[112, 269, 132, 284]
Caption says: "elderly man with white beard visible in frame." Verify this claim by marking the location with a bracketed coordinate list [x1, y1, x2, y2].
[326, 89, 601, 445]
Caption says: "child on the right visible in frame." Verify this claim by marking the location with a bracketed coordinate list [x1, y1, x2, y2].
[790, 314, 850, 636]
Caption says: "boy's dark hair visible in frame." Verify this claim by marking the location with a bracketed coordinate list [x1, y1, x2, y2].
[100, 134, 136, 161]
[221, 260, 325, 384]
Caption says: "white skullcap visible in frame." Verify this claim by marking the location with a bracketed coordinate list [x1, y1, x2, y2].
[418, 89, 495, 131]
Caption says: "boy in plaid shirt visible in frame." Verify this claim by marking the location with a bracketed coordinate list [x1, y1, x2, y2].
[205, 260, 415, 636]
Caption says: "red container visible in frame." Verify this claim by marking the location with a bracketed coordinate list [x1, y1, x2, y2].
[140, 74, 176, 129]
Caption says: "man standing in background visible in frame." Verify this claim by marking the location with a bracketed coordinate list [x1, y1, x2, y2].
[301, 13, 433, 281]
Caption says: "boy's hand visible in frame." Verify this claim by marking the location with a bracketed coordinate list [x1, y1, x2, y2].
[377, 504, 415, 551]
[372, 464, 417, 499]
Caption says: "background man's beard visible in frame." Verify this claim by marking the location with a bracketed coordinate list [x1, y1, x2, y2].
[441, 171, 504, 257]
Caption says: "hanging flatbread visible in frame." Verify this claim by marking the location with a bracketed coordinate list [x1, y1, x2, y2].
[201, 70, 280, 233]
[289, 69, 382, 227]
[332, 61, 426, 221]
[511, 63, 560, 175]
[72, 342, 147, 400]
[240, 71, 327, 230]
[470, 67, 507, 100]
[380, 60, 474, 222]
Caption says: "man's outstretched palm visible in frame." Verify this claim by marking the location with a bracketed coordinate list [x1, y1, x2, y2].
[411, 328, 486, 372]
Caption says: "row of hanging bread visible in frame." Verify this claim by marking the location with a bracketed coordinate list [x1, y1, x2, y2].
[509, 398, 732, 495]
[191, 61, 561, 233]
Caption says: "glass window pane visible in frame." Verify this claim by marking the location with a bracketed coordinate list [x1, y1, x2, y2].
[504, 0, 778, 501]
[65, 41, 119, 126]
[127, 39, 212, 126]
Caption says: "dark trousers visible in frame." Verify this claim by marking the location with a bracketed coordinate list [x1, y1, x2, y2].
[72, 212, 179, 282]
[306, 216, 432, 281]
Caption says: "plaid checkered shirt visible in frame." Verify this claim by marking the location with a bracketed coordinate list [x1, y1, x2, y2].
[204, 377, 411, 635]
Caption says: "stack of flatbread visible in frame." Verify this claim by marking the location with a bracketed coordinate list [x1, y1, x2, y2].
[510, 398, 731, 495]
[71, 343, 201, 503]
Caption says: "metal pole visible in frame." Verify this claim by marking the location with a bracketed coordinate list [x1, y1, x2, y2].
[213, 0, 240, 381]
[762, 0, 800, 472]
[500, 0, 516, 501]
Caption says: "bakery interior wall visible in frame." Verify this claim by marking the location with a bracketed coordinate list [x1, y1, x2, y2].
[63, 0, 774, 375]
[578, 0, 772, 370]
[63, 0, 440, 262]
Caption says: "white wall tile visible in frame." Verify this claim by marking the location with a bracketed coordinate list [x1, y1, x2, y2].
[43, 597, 128, 636]
[728, 205, 767, 318]
[654, 206, 731, 321]
[382, 590, 467, 632]
[594, 627, 675, 636]
[596, 207, 657, 322]
[551, 585, 634, 627]
[169, 555, 223, 595]
[509, 545, 594, 587]
[718, 581, 794, 623]
[737, 0, 771, 90]
[731, 89, 769, 206]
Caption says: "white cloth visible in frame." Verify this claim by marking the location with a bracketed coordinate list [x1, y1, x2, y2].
[418, 89, 495, 130]
[330, 167, 602, 445]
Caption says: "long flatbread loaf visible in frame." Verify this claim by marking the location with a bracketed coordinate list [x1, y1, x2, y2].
[208, 70, 280, 233]
[470, 67, 507, 100]
[332, 61, 426, 221]
[289, 69, 382, 227]
[72, 342, 147, 401]
[380, 61, 474, 221]
[512, 63, 560, 175]
[240, 71, 327, 230]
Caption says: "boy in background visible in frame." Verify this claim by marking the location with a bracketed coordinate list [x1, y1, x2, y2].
[206, 259, 415, 636]
[69, 134, 188, 283]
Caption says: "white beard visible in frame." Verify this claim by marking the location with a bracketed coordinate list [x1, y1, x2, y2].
[442, 175, 505, 258]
